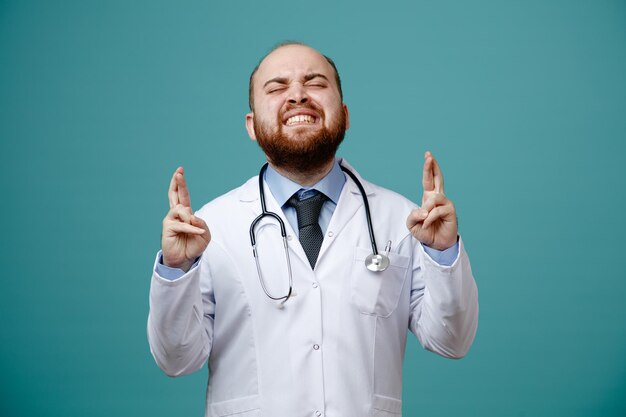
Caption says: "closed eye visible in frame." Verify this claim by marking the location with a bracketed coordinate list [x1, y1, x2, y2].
[263, 76, 289, 94]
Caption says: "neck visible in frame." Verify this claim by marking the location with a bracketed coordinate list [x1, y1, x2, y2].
[268, 158, 335, 187]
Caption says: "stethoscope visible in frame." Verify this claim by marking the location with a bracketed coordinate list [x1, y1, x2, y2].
[250, 162, 390, 304]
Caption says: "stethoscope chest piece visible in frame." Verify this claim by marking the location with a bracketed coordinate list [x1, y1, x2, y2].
[365, 253, 390, 272]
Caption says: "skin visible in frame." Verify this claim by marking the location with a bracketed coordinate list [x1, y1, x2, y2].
[162, 167, 210, 272]
[161, 45, 458, 271]
[406, 151, 458, 250]
[245, 44, 349, 186]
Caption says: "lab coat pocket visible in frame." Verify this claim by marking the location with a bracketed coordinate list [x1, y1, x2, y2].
[371, 394, 402, 416]
[210, 394, 260, 417]
[351, 246, 410, 317]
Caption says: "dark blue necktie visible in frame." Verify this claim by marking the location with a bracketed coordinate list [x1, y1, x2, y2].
[287, 191, 327, 269]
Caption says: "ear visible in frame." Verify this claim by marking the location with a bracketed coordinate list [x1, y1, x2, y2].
[343, 104, 350, 130]
[245, 112, 257, 141]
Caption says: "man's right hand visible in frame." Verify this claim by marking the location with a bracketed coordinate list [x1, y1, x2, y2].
[161, 167, 211, 272]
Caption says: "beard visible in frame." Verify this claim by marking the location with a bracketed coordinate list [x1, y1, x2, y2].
[253, 104, 346, 174]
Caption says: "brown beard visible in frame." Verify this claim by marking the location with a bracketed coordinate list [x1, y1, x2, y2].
[254, 104, 346, 174]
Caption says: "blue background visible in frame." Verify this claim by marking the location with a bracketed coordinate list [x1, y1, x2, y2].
[1, 1, 625, 416]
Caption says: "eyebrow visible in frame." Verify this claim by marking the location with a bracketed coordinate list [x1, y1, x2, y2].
[303, 73, 329, 83]
[263, 73, 329, 88]
[263, 77, 289, 88]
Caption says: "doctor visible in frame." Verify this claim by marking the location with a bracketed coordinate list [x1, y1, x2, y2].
[148, 42, 478, 417]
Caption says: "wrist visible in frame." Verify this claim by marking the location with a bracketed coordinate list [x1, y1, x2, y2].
[422, 234, 459, 251]
[161, 255, 194, 273]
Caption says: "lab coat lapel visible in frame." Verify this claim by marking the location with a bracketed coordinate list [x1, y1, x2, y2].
[238, 174, 311, 269]
[316, 162, 375, 266]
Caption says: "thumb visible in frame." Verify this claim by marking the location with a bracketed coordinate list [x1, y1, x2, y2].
[190, 215, 209, 231]
[406, 208, 429, 229]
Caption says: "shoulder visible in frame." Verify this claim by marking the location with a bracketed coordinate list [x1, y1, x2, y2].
[364, 178, 419, 213]
[194, 176, 258, 219]
[340, 159, 418, 212]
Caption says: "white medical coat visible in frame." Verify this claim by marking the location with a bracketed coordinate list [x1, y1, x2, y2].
[148, 162, 479, 417]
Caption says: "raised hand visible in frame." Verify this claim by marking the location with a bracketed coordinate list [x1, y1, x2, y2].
[406, 151, 458, 250]
[161, 167, 211, 272]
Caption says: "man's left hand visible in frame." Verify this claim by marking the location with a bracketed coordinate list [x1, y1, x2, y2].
[406, 151, 458, 250]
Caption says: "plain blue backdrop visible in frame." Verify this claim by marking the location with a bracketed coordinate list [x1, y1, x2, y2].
[1, 1, 625, 416]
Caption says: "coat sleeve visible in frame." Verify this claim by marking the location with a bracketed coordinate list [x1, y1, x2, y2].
[408, 236, 479, 359]
[147, 251, 215, 377]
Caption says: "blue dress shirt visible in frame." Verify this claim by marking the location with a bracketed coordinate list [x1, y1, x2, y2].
[264, 159, 345, 238]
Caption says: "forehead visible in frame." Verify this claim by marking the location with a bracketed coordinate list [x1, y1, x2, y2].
[255, 45, 336, 86]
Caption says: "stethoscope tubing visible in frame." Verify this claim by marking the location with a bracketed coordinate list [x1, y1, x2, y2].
[339, 165, 380, 257]
[249, 162, 386, 304]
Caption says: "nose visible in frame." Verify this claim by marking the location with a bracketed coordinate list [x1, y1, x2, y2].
[287, 84, 308, 105]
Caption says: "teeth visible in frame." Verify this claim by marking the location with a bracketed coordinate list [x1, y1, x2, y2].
[286, 114, 315, 126]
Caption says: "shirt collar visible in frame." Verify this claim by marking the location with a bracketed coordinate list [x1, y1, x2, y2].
[264, 158, 346, 207]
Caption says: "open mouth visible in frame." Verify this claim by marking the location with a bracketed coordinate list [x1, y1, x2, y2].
[283, 108, 321, 126]
[285, 114, 318, 126]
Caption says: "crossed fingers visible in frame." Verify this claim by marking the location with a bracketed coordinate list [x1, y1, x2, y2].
[422, 151, 444, 195]
[165, 167, 205, 235]
[168, 167, 191, 209]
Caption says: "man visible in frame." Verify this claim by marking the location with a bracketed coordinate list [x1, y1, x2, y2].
[148, 42, 478, 417]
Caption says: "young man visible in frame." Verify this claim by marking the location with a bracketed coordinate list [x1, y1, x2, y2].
[148, 42, 478, 417]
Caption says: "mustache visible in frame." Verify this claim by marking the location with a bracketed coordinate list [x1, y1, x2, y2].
[279, 102, 324, 119]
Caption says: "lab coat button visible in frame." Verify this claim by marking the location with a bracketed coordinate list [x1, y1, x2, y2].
[327, 231, 334, 237]
[287, 235, 293, 241]
[312, 282, 318, 288]
[313, 344, 320, 350]
[315, 412, 322, 417]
